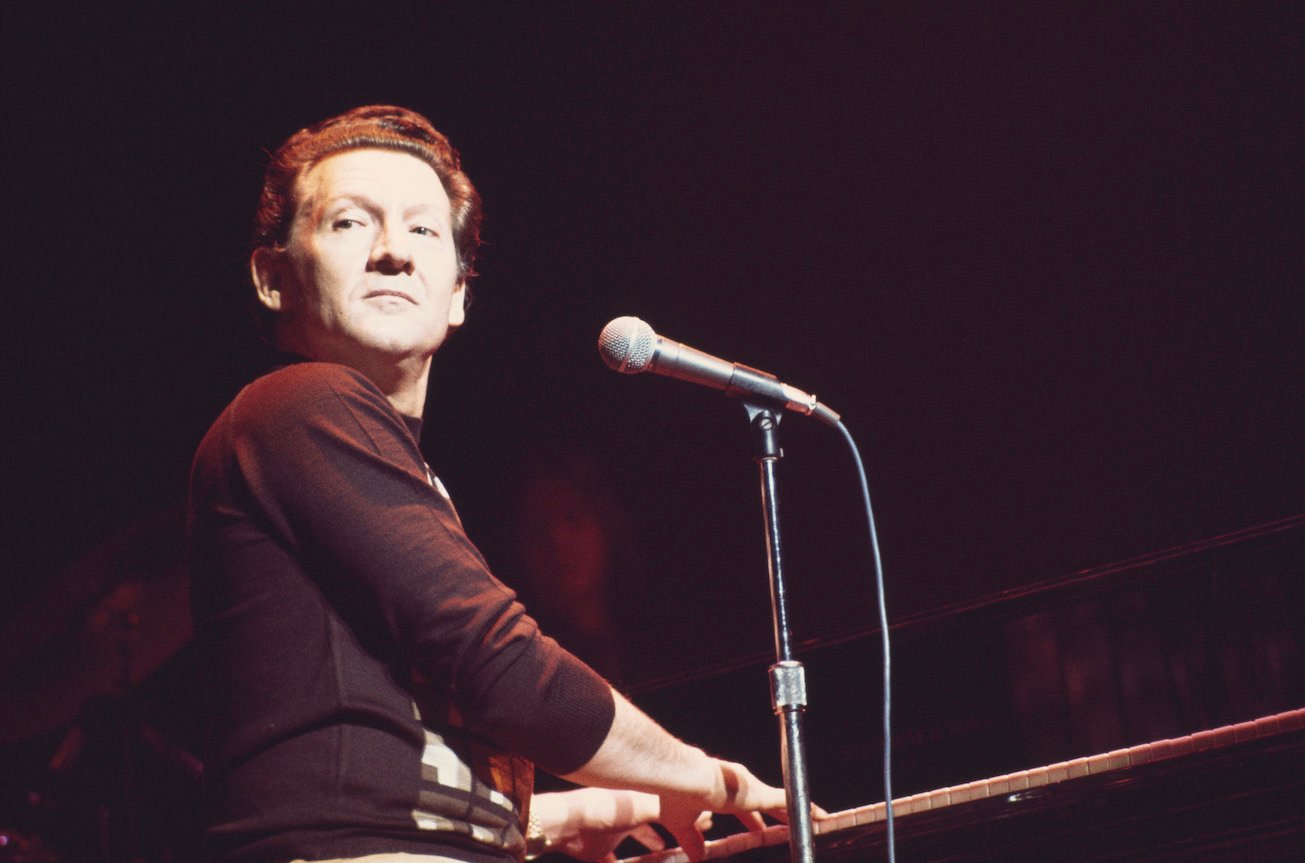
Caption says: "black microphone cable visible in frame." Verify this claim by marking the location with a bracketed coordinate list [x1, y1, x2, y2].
[834, 417, 896, 863]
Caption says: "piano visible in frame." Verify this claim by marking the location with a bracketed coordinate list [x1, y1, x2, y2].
[620, 515, 1305, 861]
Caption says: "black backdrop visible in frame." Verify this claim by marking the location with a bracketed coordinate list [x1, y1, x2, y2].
[4, 3, 1302, 686]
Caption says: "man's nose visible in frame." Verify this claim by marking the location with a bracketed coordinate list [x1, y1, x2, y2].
[367, 222, 415, 275]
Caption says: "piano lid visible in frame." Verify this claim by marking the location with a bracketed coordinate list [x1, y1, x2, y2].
[630, 515, 1305, 813]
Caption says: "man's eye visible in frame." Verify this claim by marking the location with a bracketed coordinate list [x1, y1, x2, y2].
[411, 225, 440, 237]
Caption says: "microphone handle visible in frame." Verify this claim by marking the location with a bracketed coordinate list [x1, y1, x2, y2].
[652, 337, 803, 413]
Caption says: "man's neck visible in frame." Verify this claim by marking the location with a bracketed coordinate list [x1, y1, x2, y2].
[364, 355, 431, 418]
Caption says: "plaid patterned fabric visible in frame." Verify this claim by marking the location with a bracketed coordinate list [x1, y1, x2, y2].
[411, 710, 532, 857]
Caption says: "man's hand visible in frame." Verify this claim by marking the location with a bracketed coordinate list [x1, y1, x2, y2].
[654, 757, 787, 861]
[532, 788, 665, 863]
[534, 766, 793, 863]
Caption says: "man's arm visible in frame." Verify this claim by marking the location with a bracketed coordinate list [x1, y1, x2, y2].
[557, 690, 789, 861]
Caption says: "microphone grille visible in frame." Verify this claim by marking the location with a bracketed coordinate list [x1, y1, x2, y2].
[598, 316, 657, 373]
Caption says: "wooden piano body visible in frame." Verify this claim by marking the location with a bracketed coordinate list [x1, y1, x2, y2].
[622, 516, 1305, 861]
[620, 707, 1305, 862]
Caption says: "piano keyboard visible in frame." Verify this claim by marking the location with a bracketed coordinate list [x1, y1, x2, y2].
[617, 706, 1305, 863]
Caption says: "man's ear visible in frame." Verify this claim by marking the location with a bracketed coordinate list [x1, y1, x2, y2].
[251, 246, 289, 312]
[447, 279, 467, 328]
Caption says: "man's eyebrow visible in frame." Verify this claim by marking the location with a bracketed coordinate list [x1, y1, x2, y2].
[404, 202, 449, 222]
[319, 193, 380, 212]
[295, 193, 373, 221]
[308, 195, 446, 223]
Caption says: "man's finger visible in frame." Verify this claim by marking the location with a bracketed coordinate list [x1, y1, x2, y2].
[719, 760, 787, 812]
[763, 801, 826, 825]
[629, 823, 665, 851]
[669, 823, 707, 863]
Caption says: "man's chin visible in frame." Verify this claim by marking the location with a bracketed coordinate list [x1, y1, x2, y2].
[350, 328, 447, 360]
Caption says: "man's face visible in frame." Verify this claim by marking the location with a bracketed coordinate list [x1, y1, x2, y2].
[256, 148, 465, 366]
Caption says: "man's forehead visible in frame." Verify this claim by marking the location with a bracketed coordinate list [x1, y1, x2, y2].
[294, 148, 449, 212]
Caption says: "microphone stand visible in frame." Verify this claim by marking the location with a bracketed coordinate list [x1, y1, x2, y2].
[744, 403, 814, 863]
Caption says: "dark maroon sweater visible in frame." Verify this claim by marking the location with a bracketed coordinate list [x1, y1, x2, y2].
[188, 362, 615, 862]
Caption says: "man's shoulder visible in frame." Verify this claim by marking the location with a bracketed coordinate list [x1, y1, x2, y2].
[237, 362, 386, 415]
[210, 362, 397, 442]
[190, 361, 421, 496]
[246, 361, 378, 400]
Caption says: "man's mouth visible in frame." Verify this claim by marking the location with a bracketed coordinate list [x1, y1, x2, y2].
[364, 290, 416, 304]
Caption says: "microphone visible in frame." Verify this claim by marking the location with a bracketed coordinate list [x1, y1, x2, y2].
[597, 316, 841, 426]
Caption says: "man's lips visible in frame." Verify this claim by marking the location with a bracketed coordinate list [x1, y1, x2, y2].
[364, 289, 416, 304]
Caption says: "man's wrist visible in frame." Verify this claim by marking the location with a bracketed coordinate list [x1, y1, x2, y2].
[525, 804, 549, 859]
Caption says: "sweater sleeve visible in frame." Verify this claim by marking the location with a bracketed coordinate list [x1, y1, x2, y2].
[222, 362, 614, 775]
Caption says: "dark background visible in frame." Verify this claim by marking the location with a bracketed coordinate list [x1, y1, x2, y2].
[4, 3, 1302, 685]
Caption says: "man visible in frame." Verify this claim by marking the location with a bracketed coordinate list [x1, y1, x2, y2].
[188, 105, 792, 863]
